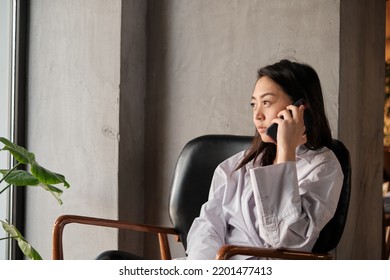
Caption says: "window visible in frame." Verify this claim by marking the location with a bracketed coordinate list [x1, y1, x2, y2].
[0, 0, 28, 260]
[0, 0, 13, 260]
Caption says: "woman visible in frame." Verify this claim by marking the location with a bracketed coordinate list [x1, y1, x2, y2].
[186, 59, 344, 259]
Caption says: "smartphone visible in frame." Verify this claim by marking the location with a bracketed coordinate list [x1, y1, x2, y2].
[265, 98, 307, 143]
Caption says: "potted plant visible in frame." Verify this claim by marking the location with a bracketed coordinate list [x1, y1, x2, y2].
[0, 137, 69, 260]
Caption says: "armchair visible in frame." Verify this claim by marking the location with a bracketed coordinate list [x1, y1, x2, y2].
[52, 135, 351, 260]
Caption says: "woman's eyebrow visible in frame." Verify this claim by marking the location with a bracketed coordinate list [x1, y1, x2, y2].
[251, 92, 275, 101]
[259, 92, 275, 99]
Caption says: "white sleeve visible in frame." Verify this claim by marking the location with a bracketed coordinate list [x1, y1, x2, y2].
[186, 166, 227, 260]
[249, 157, 343, 250]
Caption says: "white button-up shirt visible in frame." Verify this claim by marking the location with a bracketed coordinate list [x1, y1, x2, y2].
[186, 145, 344, 259]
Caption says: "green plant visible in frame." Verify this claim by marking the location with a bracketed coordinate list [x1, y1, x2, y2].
[0, 137, 69, 260]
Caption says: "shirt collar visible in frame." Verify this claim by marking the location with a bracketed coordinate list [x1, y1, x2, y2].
[296, 145, 312, 164]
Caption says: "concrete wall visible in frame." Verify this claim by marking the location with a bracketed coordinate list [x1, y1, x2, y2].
[24, 0, 384, 260]
[143, 0, 340, 259]
[26, 0, 122, 259]
[338, 0, 385, 259]
[117, 0, 147, 256]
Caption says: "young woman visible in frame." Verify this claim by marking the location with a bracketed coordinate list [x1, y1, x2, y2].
[186, 59, 344, 259]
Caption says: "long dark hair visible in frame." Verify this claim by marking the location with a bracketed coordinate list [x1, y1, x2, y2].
[236, 59, 332, 169]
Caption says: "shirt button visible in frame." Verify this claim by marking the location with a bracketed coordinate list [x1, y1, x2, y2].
[267, 210, 273, 214]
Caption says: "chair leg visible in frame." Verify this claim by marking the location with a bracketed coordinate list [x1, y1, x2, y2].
[158, 233, 172, 260]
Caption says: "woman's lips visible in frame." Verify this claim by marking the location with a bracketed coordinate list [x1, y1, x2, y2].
[257, 126, 267, 133]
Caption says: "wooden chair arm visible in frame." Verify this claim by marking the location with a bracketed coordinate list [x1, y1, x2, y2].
[216, 245, 332, 260]
[52, 214, 179, 260]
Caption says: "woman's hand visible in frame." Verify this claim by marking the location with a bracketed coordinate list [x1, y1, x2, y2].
[272, 104, 307, 164]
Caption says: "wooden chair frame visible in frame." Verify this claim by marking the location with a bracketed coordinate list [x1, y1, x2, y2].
[52, 215, 178, 260]
[53, 216, 332, 260]
[52, 135, 349, 260]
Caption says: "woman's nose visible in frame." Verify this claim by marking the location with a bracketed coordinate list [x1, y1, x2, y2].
[254, 109, 265, 120]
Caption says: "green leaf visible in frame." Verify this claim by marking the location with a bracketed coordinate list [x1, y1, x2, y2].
[0, 137, 70, 260]
[41, 183, 64, 194]
[0, 169, 40, 186]
[17, 238, 42, 260]
[1, 220, 42, 260]
[40, 183, 64, 205]
[31, 162, 70, 188]
[0, 137, 35, 164]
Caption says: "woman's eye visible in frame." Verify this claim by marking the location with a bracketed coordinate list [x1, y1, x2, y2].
[263, 101, 270, 106]
[250, 102, 256, 109]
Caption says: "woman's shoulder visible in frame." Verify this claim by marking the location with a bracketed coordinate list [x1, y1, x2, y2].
[209, 150, 247, 196]
[216, 150, 247, 172]
[299, 145, 341, 167]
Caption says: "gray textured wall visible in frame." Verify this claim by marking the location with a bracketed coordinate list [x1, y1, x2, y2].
[117, 0, 147, 257]
[26, 0, 122, 259]
[24, 0, 384, 260]
[338, 0, 385, 259]
[143, 0, 340, 258]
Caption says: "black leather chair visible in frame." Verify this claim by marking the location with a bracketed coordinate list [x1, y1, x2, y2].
[52, 135, 351, 260]
[169, 134, 253, 250]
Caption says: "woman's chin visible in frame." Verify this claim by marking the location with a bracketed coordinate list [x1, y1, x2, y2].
[260, 133, 276, 144]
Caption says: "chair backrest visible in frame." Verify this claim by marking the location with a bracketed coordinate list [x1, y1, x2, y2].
[169, 134, 253, 249]
[312, 139, 351, 253]
[169, 135, 351, 253]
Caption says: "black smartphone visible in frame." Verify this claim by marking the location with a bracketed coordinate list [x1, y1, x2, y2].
[265, 98, 307, 143]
